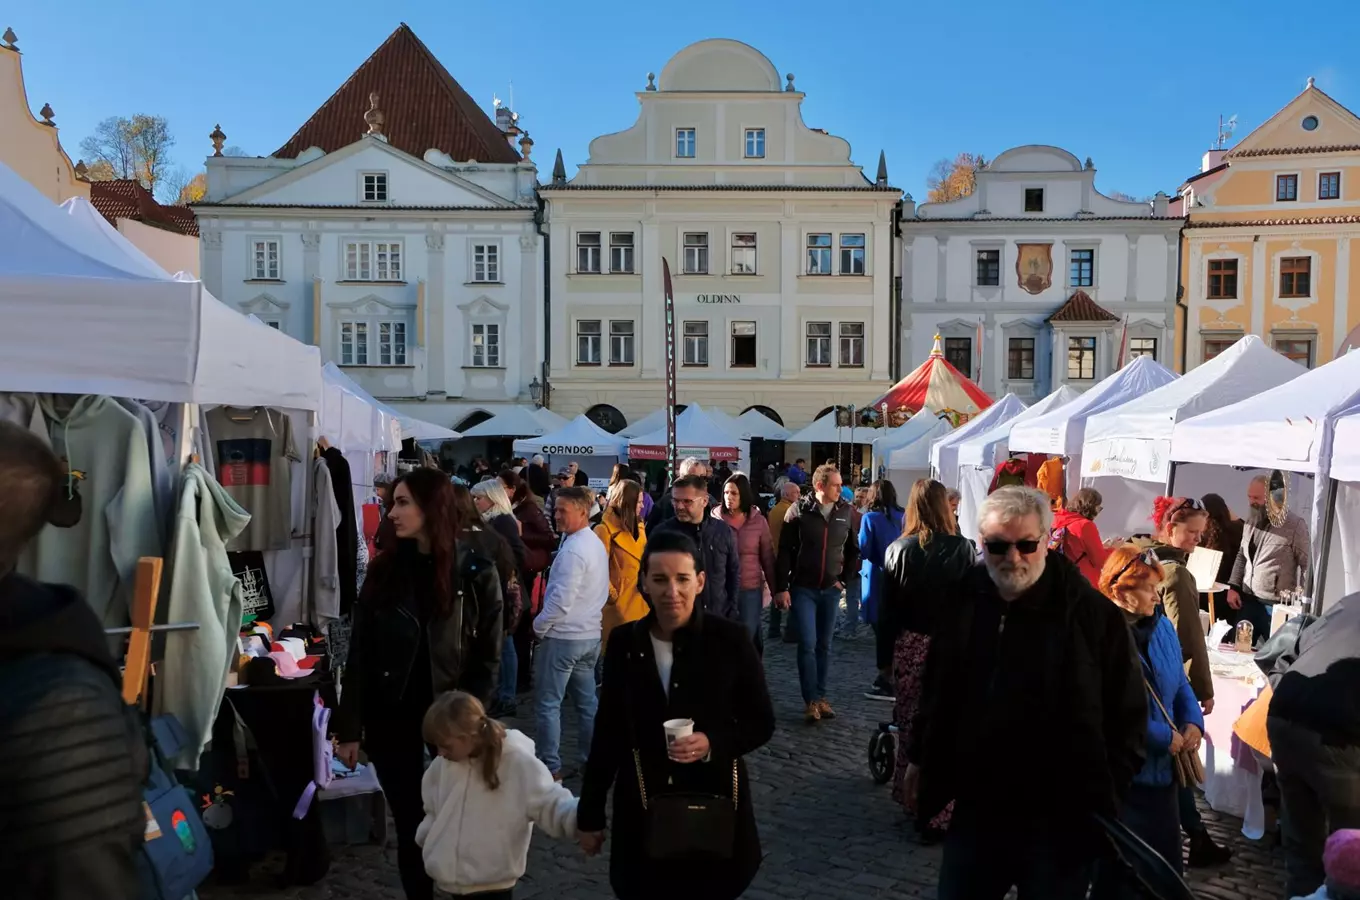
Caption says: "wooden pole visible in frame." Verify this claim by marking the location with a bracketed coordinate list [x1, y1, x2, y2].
[122, 556, 163, 707]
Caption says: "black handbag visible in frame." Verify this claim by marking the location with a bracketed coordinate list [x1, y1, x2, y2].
[632, 747, 738, 860]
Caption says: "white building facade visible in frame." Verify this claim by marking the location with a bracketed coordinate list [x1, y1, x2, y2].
[539, 39, 900, 433]
[194, 25, 543, 431]
[900, 145, 1182, 399]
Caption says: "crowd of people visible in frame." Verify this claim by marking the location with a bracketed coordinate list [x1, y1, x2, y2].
[2, 415, 1357, 900]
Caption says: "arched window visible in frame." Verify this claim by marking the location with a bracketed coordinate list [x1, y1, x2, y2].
[740, 404, 784, 425]
[586, 403, 627, 434]
[452, 410, 494, 432]
[813, 405, 836, 421]
[674, 403, 689, 416]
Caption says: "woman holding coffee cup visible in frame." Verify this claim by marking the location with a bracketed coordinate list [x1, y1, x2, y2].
[577, 529, 775, 900]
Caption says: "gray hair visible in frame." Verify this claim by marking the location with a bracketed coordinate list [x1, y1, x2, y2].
[978, 486, 1053, 536]
[531, 454, 545, 467]
[679, 456, 704, 477]
[469, 478, 514, 519]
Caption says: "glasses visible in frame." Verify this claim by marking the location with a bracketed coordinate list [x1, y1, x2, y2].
[983, 539, 1042, 556]
[1174, 498, 1202, 514]
[1111, 548, 1160, 584]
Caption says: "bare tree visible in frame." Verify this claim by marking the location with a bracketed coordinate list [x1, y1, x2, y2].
[78, 114, 176, 196]
[80, 117, 138, 180]
[81, 159, 117, 182]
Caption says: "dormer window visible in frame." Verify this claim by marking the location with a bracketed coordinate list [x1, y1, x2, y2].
[362, 172, 388, 202]
[1024, 188, 1044, 212]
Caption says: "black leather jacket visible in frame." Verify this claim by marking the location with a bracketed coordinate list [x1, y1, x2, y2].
[877, 533, 977, 669]
[334, 537, 503, 742]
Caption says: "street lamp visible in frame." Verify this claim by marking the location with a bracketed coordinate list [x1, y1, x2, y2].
[529, 376, 542, 408]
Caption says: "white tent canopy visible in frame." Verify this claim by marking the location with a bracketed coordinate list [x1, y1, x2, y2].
[954, 386, 1080, 468]
[628, 404, 743, 462]
[930, 393, 1028, 487]
[458, 406, 567, 438]
[1083, 336, 1304, 484]
[321, 363, 458, 443]
[0, 161, 322, 410]
[786, 412, 870, 444]
[620, 408, 666, 438]
[1331, 401, 1360, 482]
[882, 416, 955, 499]
[873, 409, 952, 452]
[737, 408, 792, 441]
[512, 414, 628, 457]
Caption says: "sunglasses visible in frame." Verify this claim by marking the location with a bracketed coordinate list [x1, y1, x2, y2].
[1174, 498, 1202, 514]
[1111, 548, 1160, 584]
[983, 539, 1042, 556]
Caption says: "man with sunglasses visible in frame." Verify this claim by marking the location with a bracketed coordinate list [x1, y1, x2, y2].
[903, 486, 1147, 900]
[1227, 474, 1310, 643]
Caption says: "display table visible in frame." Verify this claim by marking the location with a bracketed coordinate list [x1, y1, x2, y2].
[1199, 646, 1268, 838]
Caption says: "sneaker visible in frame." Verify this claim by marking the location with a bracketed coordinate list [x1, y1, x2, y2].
[863, 683, 895, 702]
[1186, 829, 1233, 867]
[804, 702, 821, 723]
[816, 699, 837, 720]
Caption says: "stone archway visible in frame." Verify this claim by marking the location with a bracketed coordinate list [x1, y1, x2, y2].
[586, 403, 627, 434]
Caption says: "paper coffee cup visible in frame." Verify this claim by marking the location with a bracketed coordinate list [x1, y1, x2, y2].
[663, 718, 694, 744]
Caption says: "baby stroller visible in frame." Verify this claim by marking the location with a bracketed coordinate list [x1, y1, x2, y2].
[867, 722, 898, 784]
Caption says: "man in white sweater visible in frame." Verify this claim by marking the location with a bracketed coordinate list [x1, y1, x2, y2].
[533, 486, 609, 779]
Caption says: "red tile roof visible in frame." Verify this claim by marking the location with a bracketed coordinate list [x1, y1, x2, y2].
[1046, 290, 1119, 323]
[1186, 215, 1360, 229]
[273, 23, 519, 164]
[1226, 144, 1360, 158]
[88, 180, 199, 236]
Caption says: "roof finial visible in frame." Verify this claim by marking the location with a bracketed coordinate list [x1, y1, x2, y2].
[931, 334, 943, 356]
[2, 28, 17, 51]
[518, 131, 534, 161]
[645, 72, 656, 91]
[364, 92, 385, 137]
[875, 150, 888, 187]
[785, 72, 796, 92]
[1307, 75, 1316, 89]
[1084, 156, 1094, 170]
[551, 149, 566, 186]
[209, 124, 226, 157]
[39, 103, 54, 125]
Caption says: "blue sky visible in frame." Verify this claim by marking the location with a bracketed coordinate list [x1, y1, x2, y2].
[10, 0, 1358, 199]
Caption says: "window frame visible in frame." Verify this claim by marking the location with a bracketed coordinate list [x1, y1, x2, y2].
[975, 248, 1001, 287]
[1023, 187, 1045, 212]
[682, 320, 709, 367]
[575, 319, 602, 366]
[470, 240, 501, 283]
[608, 232, 635, 274]
[839, 322, 866, 368]
[743, 128, 766, 159]
[250, 236, 282, 280]
[1319, 171, 1342, 201]
[342, 239, 403, 281]
[730, 232, 757, 275]
[575, 231, 602, 274]
[675, 127, 696, 159]
[1207, 257, 1239, 300]
[470, 322, 500, 368]
[730, 320, 757, 369]
[1127, 337, 1157, 361]
[1007, 337, 1036, 380]
[1066, 335, 1097, 381]
[1279, 256, 1312, 299]
[1273, 335, 1315, 368]
[840, 233, 867, 276]
[337, 314, 410, 366]
[1276, 173, 1299, 202]
[806, 233, 833, 275]
[609, 319, 635, 366]
[339, 320, 369, 366]
[360, 171, 388, 203]
[682, 232, 710, 275]
[1202, 336, 1239, 363]
[944, 337, 973, 378]
[377, 321, 407, 366]
[805, 321, 833, 367]
[1068, 247, 1095, 288]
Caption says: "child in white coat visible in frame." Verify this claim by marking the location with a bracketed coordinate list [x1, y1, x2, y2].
[415, 691, 579, 899]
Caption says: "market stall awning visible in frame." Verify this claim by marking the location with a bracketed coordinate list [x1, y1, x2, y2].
[628, 404, 741, 461]
[954, 386, 1080, 468]
[930, 393, 1028, 483]
[458, 406, 567, 438]
[871, 335, 994, 419]
[512, 414, 628, 457]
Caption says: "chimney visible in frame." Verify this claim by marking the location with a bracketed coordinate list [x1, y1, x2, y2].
[1201, 149, 1227, 173]
[1153, 191, 1169, 217]
[495, 105, 522, 148]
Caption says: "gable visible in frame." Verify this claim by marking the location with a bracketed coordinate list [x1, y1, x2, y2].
[1227, 83, 1360, 159]
[457, 294, 509, 317]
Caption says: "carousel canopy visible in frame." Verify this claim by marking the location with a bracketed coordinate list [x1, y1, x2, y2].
[871, 335, 993, 418]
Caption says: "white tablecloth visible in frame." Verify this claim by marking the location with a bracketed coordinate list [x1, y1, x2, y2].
[1199, 648, 1268, 838]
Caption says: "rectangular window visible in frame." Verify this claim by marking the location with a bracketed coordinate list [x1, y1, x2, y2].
[1276, 174, 1298, 201]
[252, 238, 280, 280]
[471, 323, 500, 367]
[731, 232, 757, 274]
[378, 321, 407, 365]
[339, 321, 368, 365]
[676, 127, 696, 158]
[806, 233, 832, 274]
[1007, 337, 1035, 379]
[362, 172, 387, 202]
[682, 321, 709, 366]
[1024, 188, 1044, 212]
[344, 241, 402, 280]
[805, 321, 832, 367]
[472, 243, 500, 283]
[1275, 338, 1313, 368]
[1128, 337, 1157, 360]
[976, 249, 1000, 286]
[1319, 172, 1341, 200]
[1280, 256, 1311, 298]
[1069, 248, 1095, 287]
[944, 337, 972, 377]
[682, 232, 709, 275]
[744, 128, 765, 159]
[1067, 336, 1097, 380]
[576, 232, 601, 274]
[1203, 338, 1237, 362]
[575, 320, 602, 365]
[609, 232, 634, 274]
[840, 322, 865, 367]
[1207, 258, 1238, 299]
[609, 320, 634, 365]
[731, 321, 757, 368]
[840, 234, 866, 275]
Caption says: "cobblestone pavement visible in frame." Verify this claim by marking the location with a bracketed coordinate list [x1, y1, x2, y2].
[201, 624, 1289, 900]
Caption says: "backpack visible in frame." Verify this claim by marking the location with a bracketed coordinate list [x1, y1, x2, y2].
[1049, 524, 1086, 567]
[138, 715, 215, 900]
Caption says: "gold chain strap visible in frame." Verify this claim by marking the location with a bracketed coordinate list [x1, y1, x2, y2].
[632, 747, 739, 811]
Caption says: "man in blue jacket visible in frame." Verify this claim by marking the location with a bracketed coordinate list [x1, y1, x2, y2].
[651, 475, 740, 621]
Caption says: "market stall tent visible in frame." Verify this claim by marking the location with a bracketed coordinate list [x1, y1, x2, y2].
[628, 404, 744, 463]
[930, 393, 1028, 489]
[871, 334, 994, 418]
[880, 415, 955, 499]
[786, 412, 866, 444]
[512, 414, 629, 458]
[458, 406, 568, 438]
[620, 408, 666, 438]
[320, 363, 459, 443]
[737, 408, 792, 441]
[1322, 401, 1360, 604]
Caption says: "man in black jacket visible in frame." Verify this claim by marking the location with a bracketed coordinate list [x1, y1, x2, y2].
[1263, 592, 1360, 896]
[0, 421, 145, 900]
[650, 474, 740, 621]
[903, 486, 1146, 900]
[773, 464, 859, 723]
[645, 457, 720, 533]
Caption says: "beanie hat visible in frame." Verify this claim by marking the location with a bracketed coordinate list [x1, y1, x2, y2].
[1325, 829, 1360, 900]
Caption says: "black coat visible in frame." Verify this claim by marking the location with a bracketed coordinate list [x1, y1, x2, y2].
[321, 447, 359, 613]
[774, 495, 859, 593]
[0, 573, 146, 900]
[649, 516, 741, 620]
[876, 532, 977, 670]
[333, 539, 503, 742]
[908, 553, 1146, 824]
[579, 609, 775, 900]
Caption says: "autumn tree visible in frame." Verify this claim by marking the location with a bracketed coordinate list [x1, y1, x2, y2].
[79, 114, 176, 198]
[176, 172, 207, 204]
[926, 152, 987, 203]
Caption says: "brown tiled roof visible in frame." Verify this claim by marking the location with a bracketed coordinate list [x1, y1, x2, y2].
[273, 23, 519, 164]
[1226, 144, 1360, 158]
[1186, 215, 1360, 229]
[539, 183, 900, 192]
[908, 215, 1182, 222]
[1046, 290, 1120, 323]
[89, 180, 199, 237]
[191, 202, 533, 211]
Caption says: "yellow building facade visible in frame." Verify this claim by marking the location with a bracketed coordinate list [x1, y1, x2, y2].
[1181, 80, 1360, 370]
[0, 28, 88, 204]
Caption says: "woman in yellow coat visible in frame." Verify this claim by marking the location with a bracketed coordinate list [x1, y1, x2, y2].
[593, 479, 649, 644]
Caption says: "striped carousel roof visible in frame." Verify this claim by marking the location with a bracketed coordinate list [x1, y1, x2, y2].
[872, 335, 994, 417]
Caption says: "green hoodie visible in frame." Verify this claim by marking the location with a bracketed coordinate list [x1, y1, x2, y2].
[19, 395, 162, 626]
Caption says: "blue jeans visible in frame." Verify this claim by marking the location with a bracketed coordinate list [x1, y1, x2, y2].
[498, 635, 518, 706]
[737, 588, 765, 653]
[533, 636, 600, 774]
[791, 586, 841, 704]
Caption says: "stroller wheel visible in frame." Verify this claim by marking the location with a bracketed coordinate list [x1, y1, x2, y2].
[867, 728, 897, 784]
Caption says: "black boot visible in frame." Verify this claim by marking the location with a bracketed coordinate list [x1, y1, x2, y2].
[1186, 828, 1233, 867]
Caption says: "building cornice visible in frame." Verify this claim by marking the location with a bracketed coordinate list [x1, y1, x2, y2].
[539, 183, 897, 194]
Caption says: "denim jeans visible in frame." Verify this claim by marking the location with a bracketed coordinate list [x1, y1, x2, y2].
[1268, 715, 1360, 896]
[841, 577, 862, 628]
[791, 586, 841, 704]
[533, 636, 601, 774]
[737, 588, 765, 653]
[498, 635, 518, 706]
[939, 802, 1093, 900]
